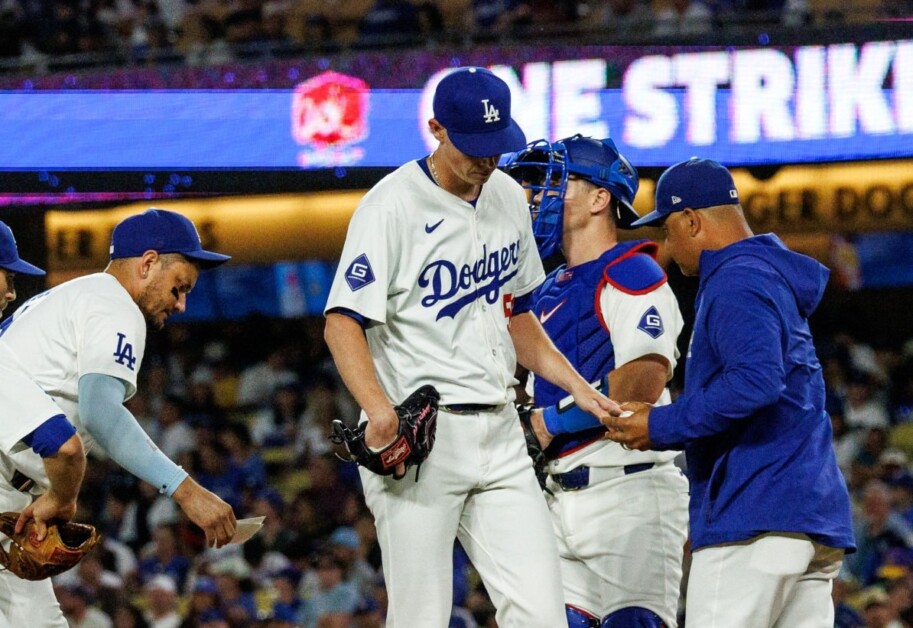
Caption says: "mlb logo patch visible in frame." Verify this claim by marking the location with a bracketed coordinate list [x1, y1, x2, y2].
[637, 306, 664, 339]
[345, 254, 375, 291]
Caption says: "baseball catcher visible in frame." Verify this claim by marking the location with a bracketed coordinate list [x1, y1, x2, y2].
[331, 384, 440, 480]
[0, 512, 101, 581]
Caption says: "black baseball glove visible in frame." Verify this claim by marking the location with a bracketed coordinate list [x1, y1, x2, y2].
[331, 385, 440, 480]
[517, 404, 550, 493]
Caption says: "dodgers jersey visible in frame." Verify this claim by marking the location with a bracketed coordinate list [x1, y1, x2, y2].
[532, 241, 683, 472]
[325, 160, 544, 406]
[0, 273, 146, 489]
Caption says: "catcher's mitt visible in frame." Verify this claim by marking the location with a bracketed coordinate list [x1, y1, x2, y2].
[518, 404, 550, 493]
[0, 512, 102, 581]
[331, 384, 440, 480]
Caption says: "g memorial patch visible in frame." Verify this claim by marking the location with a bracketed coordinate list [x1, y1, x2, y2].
[637, 305, 664, 339]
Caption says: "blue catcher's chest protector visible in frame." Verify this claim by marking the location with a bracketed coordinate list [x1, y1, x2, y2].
[532, 240, 665, 457]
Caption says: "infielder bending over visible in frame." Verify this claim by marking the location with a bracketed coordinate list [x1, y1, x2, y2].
[0, 209, 238, 627]
[324, 67, 619, 627]
[506, 136, 689, 627]
[605, 159, 855, 627]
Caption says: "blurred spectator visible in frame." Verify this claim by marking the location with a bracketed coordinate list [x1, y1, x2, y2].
[180, 576, 221, 628]
[652, 0, 713, 36]
[194, 439, 244, 511]
[295, 373, 354, 459]
[210, 555, 258, 625]
[269, 566, 304, 622]
[833, 571, 865, 628]
[223, 0, 263, 44]
[328, 525, 378, 598]
[245, 487, 298, 557]
[251, 381, 305, 448]
[184, 369, 226, 433]
[888, 471, 913, 527]
[845, 369, 890, 431]
[851, 427, 890, 491]
[236, 347, 298, 408]
[465, 0, 530, 38]
[356, 0, 422, 47]
[298, 453, 358, 536]
[143, 574, 181, 628]
[56, 583, 114, 628]
[860, 586, 901, 628]
[297, 552, 360, 628]
[56, 547, 130, 617]
[138, 524, 191, 590]
[847, 481, 913, 586]
[594, 0, 655, 32]
[220, 421, 268, 502]
[156, 395, 197, 461]
[111, 602, 151, 628]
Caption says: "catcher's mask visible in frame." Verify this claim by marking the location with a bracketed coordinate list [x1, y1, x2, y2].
[505, 134, 640, 259]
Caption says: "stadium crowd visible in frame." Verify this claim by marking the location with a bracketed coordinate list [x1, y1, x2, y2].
[0, 0, 907, 70]
[24, 305, 910, 627]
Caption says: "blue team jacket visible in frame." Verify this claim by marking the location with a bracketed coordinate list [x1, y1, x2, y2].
[649, 234, 855, 552]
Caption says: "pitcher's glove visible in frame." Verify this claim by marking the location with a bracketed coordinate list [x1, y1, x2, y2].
[518, 404, 550, 493]
[331, 384, 440, 480]
[0, 513, 102, 581]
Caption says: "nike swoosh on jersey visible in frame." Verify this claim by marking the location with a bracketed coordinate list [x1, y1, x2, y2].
[539, 299, 567, 325]
[425, 219, 444, 233]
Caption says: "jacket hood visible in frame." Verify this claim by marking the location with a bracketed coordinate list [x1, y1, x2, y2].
[700, 233, 829, 317]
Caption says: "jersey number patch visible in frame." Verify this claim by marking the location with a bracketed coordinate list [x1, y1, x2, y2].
[113, 332, 137, 371]
[637, 306, 664, 339]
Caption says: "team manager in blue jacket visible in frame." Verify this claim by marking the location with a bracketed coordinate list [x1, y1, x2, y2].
[605, 157, 855, 628]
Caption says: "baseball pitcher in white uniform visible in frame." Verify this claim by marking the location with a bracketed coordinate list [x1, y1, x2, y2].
[324, 67, 621, 628]
[0, 209, 238, 627]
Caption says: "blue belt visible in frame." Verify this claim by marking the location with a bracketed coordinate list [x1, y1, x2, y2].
[552, 463, 655, 491]
[441, 403, 498, 414]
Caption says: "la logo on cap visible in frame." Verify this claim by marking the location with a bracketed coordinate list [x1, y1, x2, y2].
[482, 99, 500, 123]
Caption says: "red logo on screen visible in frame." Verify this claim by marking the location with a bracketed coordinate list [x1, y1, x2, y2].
[292, 71, 370, 150]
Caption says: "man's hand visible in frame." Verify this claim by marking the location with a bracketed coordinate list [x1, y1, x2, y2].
[570, 383, 622, 422]
[172, 478, 237, 548]
[364, 405, 406, 478]
[602, 401, 654, 451]
[529, 409, 553, 450]
[17, 491, 77, 541]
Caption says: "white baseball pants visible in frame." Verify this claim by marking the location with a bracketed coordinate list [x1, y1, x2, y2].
[685, 532, 844, 628]
[359, 405, 565, 627]
[547, 462, 689, 626]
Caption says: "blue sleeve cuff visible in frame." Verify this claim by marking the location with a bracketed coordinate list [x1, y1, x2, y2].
[327, 307, 367, 328]
[21, 414, 77, 458]
[513, 292, 534, 316]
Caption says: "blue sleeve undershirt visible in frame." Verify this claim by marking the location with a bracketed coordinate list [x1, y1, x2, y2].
[78, 373, 188, 496]
[21, 414, 76, 458]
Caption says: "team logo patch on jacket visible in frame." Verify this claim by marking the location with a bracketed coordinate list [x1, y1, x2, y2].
[637, 306, 664, 339]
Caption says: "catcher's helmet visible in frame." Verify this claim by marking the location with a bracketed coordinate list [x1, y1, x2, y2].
[505, 134, 640, 259]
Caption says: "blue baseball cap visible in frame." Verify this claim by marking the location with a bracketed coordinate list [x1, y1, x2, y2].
[433, 67, 527, 158]
[0, 221, 45, 275]
[631, 158, 740, 227]
[110, 208, 231, 268]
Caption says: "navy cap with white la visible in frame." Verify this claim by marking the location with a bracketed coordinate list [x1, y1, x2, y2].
[631, 157, 740, 227]
[0, 221, 45, 276]
[109, 208, 231, 269]
[433, 67, 527, 158]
